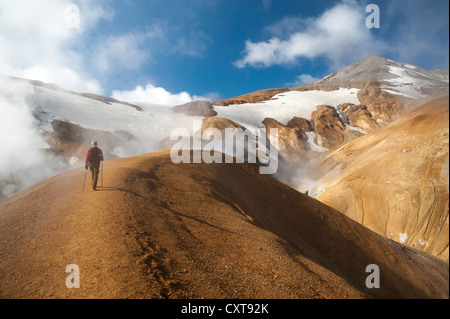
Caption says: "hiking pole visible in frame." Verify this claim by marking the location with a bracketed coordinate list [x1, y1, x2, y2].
[82, 167, 88, 191]
[101, 161, 104, 188]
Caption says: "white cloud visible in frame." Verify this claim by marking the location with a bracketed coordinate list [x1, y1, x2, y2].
[112, 84, 211, 106]
[172, 29, 211, 57]
[0, 0, 111, 94]
[263, 16, 308, 38]
[0, 1, 214, 96]
[235, 0, 387, 69]
[93, 32, 154, 72]
[20, 65, 102, 94]
[91, 22, 166, 74]
[287, 74, 320, 86]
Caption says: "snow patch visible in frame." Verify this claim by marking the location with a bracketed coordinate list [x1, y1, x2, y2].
[305, 132, 328, 152]
[403, 64, 417, 70]
[416, 238, 428, 248]
[345, 124, 367, 135]
[213, 88, 361, 130]
[399, 233, 408, 244]
[383, 65, 447, 99]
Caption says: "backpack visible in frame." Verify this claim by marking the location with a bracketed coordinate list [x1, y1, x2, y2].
[88, 147, 102, 166]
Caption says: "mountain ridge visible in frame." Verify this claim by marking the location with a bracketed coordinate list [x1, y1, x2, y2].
[216, 56, 449, 105]
[0, 151, 447, 298]
[317, 94, 449, 260]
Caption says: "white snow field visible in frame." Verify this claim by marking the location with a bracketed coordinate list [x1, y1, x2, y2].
[213, 88, 360, 153]
[213, 88, 361, 129]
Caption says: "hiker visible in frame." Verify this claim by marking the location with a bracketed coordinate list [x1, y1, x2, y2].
[85, 140, 104, 190]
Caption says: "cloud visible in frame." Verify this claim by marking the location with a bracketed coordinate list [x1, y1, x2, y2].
[172, 28, 212, 57]
[145, 20, 212, 58]
[236, 0, 449, 71]
[92, 30, 160, 73]
[0, 0, 112, 94]
[286, 74, 320, 86]
[263, 16, 308, 38]
[111, 84, 212, 106]
[20, 65, 102, 94]
[0, 1, 214, 96]
[234, 0, 387, 69]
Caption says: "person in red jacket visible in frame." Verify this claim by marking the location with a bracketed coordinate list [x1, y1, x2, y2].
[85, 140, 104, 190]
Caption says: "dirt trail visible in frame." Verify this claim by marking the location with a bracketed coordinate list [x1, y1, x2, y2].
[0, 151, 448, 298]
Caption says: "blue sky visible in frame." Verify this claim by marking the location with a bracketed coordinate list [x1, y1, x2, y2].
[0, 0, 448, 105]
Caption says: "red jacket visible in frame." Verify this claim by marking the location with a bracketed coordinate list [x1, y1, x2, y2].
[85, 147, 104, 166]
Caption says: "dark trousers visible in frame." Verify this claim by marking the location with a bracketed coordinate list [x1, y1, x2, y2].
[89, 163, 100, 190]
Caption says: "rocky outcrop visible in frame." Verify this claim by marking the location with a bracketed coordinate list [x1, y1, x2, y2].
[262, 118, 309, 163]
[339, 103, 379, 133]
[286, 117, 314, 132]
[310, 105, 363, 150]
[200, 116, 246, 133]
[158, 116, 247, 152]
[170, 100, 218, 117]
[317, 95, 449, 260]
[356, 80, 407, 126]
[42, 120, 135, 161]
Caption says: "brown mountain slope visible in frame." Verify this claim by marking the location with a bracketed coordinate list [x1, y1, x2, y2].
[318, 95, 449, 260]
[0, 151, 448, 299]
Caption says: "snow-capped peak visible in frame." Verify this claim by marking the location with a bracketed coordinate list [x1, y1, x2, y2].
[315, 56, 449, 99]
